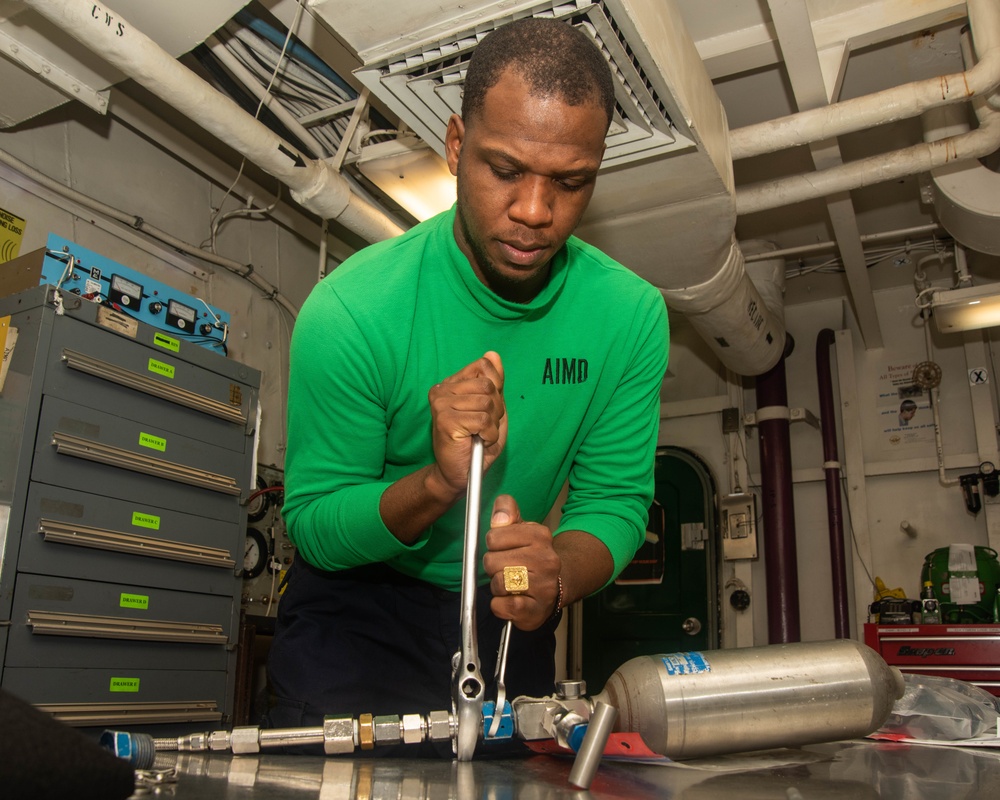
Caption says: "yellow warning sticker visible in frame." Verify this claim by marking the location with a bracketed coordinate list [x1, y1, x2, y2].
[0, 207, 25, 263]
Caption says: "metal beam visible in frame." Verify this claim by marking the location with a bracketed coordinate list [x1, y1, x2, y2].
[766, 0, 884, 349]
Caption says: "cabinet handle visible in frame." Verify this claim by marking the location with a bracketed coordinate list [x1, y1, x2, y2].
[61, 348, 246, 424]
[38, 518, 236, 569]
[26, 609, 227, 644]
[34, 700, 221, 727]
[51, 431, 242, 495]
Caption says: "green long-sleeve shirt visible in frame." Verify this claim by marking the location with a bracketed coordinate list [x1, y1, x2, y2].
[282, 207, 669, 591]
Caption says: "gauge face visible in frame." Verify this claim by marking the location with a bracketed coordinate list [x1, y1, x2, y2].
[247, 475, 271, 523]
[982, 461, 996, 476]
[166, 299, 197, 331]
[109, 273, 143, 309]
[111, 274, 141, 298]
[244, 528, 268, 580]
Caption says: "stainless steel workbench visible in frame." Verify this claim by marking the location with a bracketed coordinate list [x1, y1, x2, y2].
[136, 740, 1000, 799]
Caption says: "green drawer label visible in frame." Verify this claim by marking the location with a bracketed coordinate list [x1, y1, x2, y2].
[147, 358, 175, 379]
[139, 432, 166, 452]
[120, 593, 149, 610]
[110, 677, 140, 693]
[131, 511, 160, 530]
[153, 332, 180, 352]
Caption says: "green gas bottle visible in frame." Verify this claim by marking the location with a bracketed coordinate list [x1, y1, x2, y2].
[920, 546, 1000, 623]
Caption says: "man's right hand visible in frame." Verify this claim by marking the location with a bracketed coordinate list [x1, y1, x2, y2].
[427, 351, 507, 497]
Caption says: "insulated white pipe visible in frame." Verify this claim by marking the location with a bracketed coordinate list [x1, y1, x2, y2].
[19, 0, 403, 243]
[736, 101, 1000, 215]
[729, 0, 1000, 161]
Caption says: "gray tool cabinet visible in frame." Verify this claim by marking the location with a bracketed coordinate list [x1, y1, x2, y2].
[0, 286, 260, 733]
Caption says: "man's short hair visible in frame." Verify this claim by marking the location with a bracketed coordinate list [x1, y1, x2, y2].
[462, 17, 616, 129]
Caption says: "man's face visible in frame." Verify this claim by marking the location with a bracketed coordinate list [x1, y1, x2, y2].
[445, 69, 608, 302]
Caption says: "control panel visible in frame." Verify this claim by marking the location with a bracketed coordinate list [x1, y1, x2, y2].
[37, 233, 230, 353]
[243, 464, 294, 616]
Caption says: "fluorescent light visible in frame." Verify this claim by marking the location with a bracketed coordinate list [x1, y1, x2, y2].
[931, 283, 1000, 333]
[354, 137, 456, 222]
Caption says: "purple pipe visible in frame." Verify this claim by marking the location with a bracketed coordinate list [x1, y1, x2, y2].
[816, 329, 851, 639]
[755, 342, 801, 644]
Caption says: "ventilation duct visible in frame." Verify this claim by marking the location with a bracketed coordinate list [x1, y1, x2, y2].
[326, 0, 786, 376]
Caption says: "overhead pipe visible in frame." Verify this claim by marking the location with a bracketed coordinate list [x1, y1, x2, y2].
[735, 0, 1000, 216]
[736, 100, 1000, 215]
[729, 0, 1000, 161]
[755, 338, 801, 645]
[19, 0, 404, 244]
[815, 330, 850, 640]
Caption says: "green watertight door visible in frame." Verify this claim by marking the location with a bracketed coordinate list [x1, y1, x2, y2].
[581, 447, 718, 692]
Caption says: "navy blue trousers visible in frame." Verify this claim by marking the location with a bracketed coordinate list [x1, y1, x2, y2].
[265, 558, 560, 757]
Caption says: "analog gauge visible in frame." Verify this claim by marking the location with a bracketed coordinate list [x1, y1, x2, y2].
[244, 528, 269, 580]
[980, 461, 996, 476]
[109, 274, 143, 309]
[166, 299, 197, 331]
[247, 475, 271, 523]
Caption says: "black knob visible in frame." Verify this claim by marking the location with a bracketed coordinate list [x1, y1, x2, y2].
[729, 589, 751, 611]
[200, 322, 214, 336]
[149, 301, 163, 314]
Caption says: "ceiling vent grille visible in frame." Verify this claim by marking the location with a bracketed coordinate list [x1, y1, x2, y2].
[354, 0, 695, 169]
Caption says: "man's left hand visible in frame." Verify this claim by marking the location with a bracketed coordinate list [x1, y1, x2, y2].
[483, 495, 562, 631]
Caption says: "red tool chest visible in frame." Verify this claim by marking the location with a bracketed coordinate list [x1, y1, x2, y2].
[864, 623, 1000, 696]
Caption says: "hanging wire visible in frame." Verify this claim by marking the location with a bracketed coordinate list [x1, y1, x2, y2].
[206, 0, 307, 247]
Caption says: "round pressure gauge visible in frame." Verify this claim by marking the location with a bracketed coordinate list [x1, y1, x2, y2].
[247, 475, 271, 523]
[244, 528, 269, 580]
[981, 461, 996, 476]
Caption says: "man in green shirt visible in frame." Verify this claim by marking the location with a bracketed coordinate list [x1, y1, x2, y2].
[268, 16, 669, 752]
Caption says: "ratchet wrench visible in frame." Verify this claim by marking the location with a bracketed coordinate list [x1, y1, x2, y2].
[452, 434, 486, 761]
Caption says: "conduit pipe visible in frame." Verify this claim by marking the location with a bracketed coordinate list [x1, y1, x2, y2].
[755, 339, 801, 645]
[19, 0, 404, 244]
[729, 0, 1000, 161]
[815, 330, 850, 640]
[0, 145, 299, 319]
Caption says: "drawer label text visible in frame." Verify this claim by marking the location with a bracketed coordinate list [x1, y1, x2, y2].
[109, 677, 140, 693]
[148, 358, 175, 379]
[139, 432, 166, 452]
[120, 593, 149, 610]
[153, 332, 180, 352]
[131, 511, 160, 530]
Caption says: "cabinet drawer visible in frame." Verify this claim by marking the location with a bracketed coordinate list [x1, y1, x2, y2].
[32, 396, 249, 522]
[864, 624, 1000, 665]
[3, 667, 227, 727]
[6, 573, 235, 670]
[44, 316, 254, 453]
[19, 483, 240, 595]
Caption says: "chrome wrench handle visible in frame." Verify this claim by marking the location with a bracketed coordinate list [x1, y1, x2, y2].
[452, 434, 485, 761]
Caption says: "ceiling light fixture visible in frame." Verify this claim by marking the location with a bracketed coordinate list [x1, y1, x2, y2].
[930, 283, 1000, 333]
[354, 136, 456, 223]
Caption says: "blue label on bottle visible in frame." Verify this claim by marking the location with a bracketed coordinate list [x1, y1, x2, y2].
[661, 652, 711, 676]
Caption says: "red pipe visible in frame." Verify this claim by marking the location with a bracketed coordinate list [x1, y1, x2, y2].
[755, 341, 801, 644]
[816, 329, 851, 638]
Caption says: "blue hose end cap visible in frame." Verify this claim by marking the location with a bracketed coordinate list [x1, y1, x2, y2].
[568, 723, 588, 752]
[100, 730, 155, 768]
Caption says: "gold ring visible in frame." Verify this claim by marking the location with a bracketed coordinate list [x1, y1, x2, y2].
[503, 565, 529, 594]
